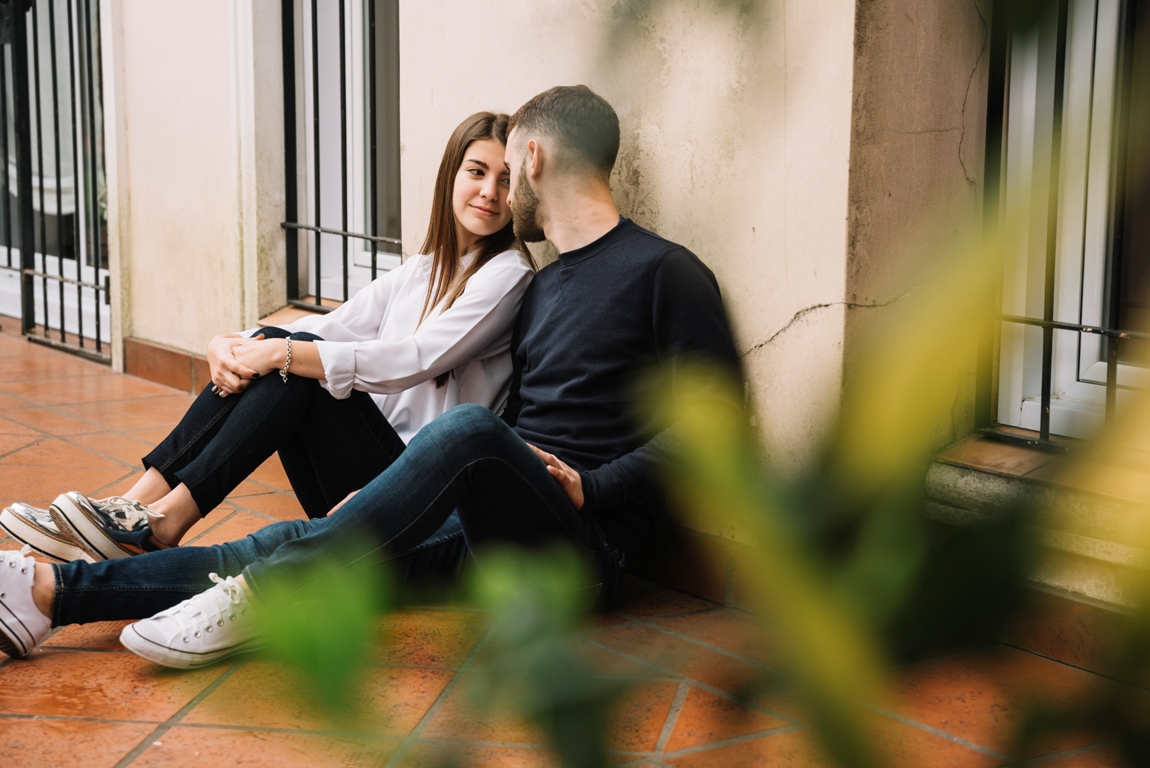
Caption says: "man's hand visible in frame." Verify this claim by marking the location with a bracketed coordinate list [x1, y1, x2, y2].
[207, 334, 259, 396]
[529, 445, 584, 511]
[327, 489, 359, 516]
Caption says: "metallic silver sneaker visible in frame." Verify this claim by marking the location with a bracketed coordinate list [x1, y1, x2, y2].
[0, 503, 94, 563]
[120, 573, 263, 669]
[50, 492, 165, 561]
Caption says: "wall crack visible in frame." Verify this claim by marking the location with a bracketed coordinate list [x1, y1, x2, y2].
[740, 285, 919, 359]
[959, 0, 989, 186]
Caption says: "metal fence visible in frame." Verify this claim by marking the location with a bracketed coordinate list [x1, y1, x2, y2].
[978, 0, 1149, 450]
[0, 0, 108, 362]
[281, 0, 401, 313]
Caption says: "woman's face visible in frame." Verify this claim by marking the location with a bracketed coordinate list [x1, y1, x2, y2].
[452, 138, 512, 253]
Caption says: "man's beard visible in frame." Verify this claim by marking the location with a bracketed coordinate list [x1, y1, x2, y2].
[511, 164, 546, 242]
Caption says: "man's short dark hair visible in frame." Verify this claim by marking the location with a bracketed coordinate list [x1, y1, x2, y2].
[509, 85, 620, 177]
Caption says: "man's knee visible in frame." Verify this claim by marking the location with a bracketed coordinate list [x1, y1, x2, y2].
[418, 404, 507, 449]
[441, 403, 502, 431]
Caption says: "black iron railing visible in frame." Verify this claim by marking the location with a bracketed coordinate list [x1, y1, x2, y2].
[0, 0, 108, 362]
[280, 0, 401, 314]
[979, 0, 1148, 451]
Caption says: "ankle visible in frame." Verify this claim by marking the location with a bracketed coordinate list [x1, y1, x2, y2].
[146, 522, 182, 548]
[31, 562, 55, 620]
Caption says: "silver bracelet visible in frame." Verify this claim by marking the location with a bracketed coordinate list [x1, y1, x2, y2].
[280, 338, 292, 383]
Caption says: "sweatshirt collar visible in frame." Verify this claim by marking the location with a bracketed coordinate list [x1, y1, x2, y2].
[557, 217, 630, 266]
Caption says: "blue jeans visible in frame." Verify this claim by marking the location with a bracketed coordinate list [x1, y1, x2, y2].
[52, 405, 625, 625]
[142, 327, 406, 519]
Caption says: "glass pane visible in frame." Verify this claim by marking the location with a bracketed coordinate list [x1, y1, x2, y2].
[1116, 0, 1150, 364]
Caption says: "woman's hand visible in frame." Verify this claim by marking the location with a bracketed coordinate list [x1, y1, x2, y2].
[207, 334, 259, 396]
[529, 445, 584, 511]
[231, 337, 288, 380]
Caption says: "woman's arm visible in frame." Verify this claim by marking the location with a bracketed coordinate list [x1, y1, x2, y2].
[230, 336, 326, 381]
[319, 254, 534, 398]
[218, 260, 408, 392]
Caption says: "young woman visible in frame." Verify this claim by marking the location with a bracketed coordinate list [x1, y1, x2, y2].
[0, 111, 534, 562]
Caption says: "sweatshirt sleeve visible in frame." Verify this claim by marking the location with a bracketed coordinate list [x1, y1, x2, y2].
[317, 253, 534, 399]
[578, 247, 740, 514]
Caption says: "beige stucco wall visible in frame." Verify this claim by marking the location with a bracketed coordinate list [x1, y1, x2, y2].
[399, 0, 859, 491]
[102, 0, 285, 368]
[842, 0, 992, 446]
[98, 1, 989, 545]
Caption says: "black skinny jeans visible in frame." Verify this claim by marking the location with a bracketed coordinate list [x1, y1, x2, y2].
[142, 327, 406, 519]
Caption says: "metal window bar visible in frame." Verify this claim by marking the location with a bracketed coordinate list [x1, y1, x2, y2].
[980, 0, 1146, 453]
[0, 0, 109, 363]
[281, 0, 401, 315]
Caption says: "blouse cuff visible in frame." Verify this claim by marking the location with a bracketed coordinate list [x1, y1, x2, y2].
[314, 340, 355, 400]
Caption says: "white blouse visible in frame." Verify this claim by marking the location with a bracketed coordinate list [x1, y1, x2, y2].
[256, 249, 534, 444]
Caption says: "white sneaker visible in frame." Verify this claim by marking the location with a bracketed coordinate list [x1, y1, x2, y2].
[0, 545, 52, 659]
[0, 503, 95, 563]
[119, 573, 263, 669]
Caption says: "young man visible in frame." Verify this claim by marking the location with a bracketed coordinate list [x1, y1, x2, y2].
[0, 85, 740, 668]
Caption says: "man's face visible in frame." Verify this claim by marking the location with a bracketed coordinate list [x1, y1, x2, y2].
[506, 129, 546, 243]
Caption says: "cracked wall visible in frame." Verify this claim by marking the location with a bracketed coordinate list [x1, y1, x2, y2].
[842, 0, 992, 448]
[397, 0, 989, 525]
[400, 0, 859, 488]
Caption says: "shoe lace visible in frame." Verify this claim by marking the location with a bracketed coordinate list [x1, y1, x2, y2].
[167, 573, 249, 644]
[1, 545, 32, 573]
[97, 496, 165, 523]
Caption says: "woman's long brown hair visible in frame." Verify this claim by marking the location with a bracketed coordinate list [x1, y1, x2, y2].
[419, 112, 534, 318]
[418, 112, 535, 386]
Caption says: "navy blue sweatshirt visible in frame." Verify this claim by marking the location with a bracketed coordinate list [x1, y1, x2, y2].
[502, 218, 740, 558]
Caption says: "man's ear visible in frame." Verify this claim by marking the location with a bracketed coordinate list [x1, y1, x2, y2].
[526, 139, 543, 179]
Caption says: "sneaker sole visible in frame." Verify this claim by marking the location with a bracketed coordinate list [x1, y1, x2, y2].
[0, 508, 95, 564]
[49, 496, 132, 561]
[119, 623, 264, 669]
[0, 599, 34, 659]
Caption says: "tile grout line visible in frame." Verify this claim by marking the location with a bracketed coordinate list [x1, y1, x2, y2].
[652, 682, 691, 753]
[112, 660, 247, 768]
[869, 706, 1010, 761]
[614, 612, 775, 672]
[653, 723, 806, 760]
[91, 470, 144, 499]
[1024, 739, 1119, 765]
[181, 509, 240, 546]
[581, 638, 795, 723]
[383, 626, 496, 767]
[1000, 641, 1150, 694]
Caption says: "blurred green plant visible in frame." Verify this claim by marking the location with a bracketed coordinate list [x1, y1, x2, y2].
[253, 544, 390, 726]
[466, 546, 627, 768]
[644, 222, 1037, 767]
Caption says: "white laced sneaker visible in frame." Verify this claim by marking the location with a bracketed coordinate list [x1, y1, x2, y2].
[0, 545, 52, 659]
[119, 573, 264, 669]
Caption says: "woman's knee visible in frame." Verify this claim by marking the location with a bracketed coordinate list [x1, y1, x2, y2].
[289, 331, 324, 342]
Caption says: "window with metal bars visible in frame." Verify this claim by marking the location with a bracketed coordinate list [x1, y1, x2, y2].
[0, 0, 109, 360]
[983, 0, 1149, 447]
[281, 0, 400, 314]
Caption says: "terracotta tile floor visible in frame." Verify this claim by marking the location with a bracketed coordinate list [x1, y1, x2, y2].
[0, 325, 1141, 767]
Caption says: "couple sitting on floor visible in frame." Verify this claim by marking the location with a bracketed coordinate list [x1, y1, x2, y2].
[0, 85, 739, 669]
